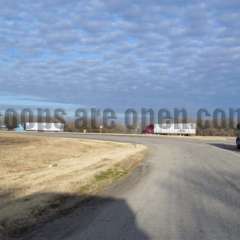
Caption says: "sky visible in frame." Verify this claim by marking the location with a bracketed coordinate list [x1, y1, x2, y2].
[0, 0, 240, 111]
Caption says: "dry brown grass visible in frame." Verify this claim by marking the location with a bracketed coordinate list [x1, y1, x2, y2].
[0, 133, 147, 236]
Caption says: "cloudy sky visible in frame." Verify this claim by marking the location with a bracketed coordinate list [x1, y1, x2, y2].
[0, 0, 239, 110]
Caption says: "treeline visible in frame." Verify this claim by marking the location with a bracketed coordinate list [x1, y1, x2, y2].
[196, 128, 237, 136]
[64, 119, 141, 134]
[2, 111, 239, 136]
[1, 112, 135, 134]
[196, 118, 239, 136]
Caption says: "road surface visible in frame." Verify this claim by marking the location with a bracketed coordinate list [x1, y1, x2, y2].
[23, 134, 240, 240]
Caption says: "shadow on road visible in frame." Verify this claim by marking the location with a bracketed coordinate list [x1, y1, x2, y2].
[209, 143, 239, 153]
[1, 193, 149, 240]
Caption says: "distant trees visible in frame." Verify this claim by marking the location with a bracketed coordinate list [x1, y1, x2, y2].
[64, 119, 130, 134]
[2, 107, 239, 136]
[4, 110, 18, 130]
[196, 118, 238, 136]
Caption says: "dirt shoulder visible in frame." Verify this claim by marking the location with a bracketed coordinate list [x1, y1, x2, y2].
[0, 133, 147, 237]
[73, 132, 235, 142]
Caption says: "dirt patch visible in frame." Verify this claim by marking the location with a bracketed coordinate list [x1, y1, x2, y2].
[0, 133, 147, 237]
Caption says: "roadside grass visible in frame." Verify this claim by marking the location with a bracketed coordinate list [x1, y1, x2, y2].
[0, 133, 147, 237]
[95, 168, 128, 182]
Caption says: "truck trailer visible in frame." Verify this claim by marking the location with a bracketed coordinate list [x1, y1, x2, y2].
[25, 122, 64, 132]
[143, 123, 196, 136]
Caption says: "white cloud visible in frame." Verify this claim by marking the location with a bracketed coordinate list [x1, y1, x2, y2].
[0, 0, 239, 108]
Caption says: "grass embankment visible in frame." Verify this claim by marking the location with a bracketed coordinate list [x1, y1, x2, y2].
[0, 133, 147, 237]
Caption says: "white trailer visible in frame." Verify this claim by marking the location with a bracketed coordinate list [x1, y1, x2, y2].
[25, 122, 64, 132]
[154, 123, 196, 135]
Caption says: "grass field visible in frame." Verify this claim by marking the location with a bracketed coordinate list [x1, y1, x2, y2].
[0, 133, 147, 236]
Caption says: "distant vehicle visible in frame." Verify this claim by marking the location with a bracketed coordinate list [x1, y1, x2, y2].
[25, 122, 64, 132]
[15, 124, 24, 132]
[236, 137, 240, 149]
[236, 123, 240, 149]
[143, 124, 154, 134]
[143, 123, 196, 136]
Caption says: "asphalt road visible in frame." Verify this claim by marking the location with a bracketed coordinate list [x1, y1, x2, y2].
[24, 134, 240, 240]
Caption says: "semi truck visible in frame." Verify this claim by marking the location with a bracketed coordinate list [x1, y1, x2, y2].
[143, 123, 196, 136]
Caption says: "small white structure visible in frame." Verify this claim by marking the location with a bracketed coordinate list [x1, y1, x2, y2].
[25, 122, 64, 132]
[154, 123, 196, 135]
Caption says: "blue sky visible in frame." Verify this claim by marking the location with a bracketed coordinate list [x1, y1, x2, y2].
[0, 0, 240, 110]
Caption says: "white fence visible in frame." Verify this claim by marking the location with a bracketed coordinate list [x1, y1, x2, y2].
[154, 123, 196, 135]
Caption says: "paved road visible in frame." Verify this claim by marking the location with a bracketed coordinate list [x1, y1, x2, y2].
[24, 134, 240, 240]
